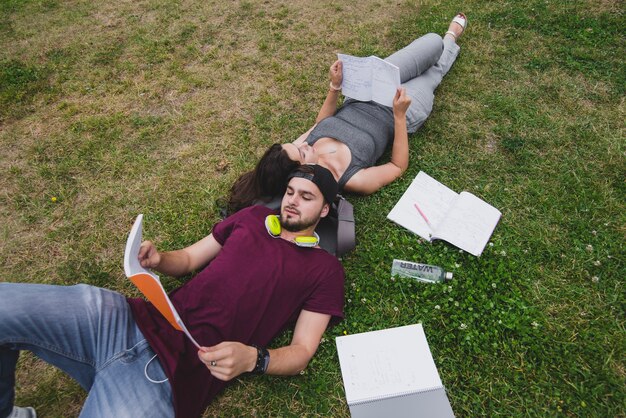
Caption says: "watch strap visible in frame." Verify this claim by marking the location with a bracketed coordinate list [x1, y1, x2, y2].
[251, 344, 270, 375]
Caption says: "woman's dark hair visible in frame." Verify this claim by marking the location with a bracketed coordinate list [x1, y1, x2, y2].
[227, 144, 300, 214]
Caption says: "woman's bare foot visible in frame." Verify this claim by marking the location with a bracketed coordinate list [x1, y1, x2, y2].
[444, 13, 467, 43]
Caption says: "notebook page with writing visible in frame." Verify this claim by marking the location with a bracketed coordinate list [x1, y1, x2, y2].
[387, 171, 458, 241]
[336, 324, 442, 404]
[371, 57, 400, 107]
[432, 192, 502, 257]
[338, 54, 373, 102]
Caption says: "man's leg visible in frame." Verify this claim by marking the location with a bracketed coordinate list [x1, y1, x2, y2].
[79, 340, 173, 418]
[0, 283, 100, 417]
[0, 283, 172, 417]
[0, 348, 18, 418]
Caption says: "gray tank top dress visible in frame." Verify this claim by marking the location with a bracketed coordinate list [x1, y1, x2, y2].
[305, 100, 394, 190]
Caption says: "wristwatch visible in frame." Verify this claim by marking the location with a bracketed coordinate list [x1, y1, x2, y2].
[251, 344, 270, 375]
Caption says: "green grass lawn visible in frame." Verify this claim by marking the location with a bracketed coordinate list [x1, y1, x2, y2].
[1, 0, 624, 416]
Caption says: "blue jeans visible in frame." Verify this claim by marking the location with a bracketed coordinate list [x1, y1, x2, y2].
[0, 283, 174, 418]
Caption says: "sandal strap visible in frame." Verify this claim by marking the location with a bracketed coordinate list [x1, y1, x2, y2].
[445, 30, 457, 41]
[452, 14, 467, 29]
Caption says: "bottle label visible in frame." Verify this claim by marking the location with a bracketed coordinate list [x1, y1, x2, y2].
[391, 259, 444, 283]
[398, 261, 435, 274]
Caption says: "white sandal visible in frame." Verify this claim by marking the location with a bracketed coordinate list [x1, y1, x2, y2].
[445, 13, 467, 41]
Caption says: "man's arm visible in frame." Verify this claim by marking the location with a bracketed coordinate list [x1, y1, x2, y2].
[138, 234, 223, 278]
[197, 310, 331, 381]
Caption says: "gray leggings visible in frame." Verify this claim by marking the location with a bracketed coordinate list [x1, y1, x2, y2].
[385, 33, 460, 133]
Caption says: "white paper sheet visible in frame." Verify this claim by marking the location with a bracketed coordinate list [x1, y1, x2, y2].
[338, 53, 400, 107]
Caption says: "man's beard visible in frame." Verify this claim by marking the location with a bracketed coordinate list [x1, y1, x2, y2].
[280, 205, 322, 232]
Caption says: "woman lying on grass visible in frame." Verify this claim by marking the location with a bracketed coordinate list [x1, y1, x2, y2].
[228, 13, 467, 213]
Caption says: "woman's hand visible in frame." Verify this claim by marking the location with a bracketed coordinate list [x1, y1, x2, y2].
[329, 60, 343, 89]
[393, 87, 411, 117]
[138, 241, 161, 269]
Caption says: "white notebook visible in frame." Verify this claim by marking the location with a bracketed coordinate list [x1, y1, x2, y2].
[387, 171, 501, 257]
[336, 324, 454, 417]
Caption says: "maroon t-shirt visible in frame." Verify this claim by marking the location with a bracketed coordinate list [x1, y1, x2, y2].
[127, 206, 345, 418]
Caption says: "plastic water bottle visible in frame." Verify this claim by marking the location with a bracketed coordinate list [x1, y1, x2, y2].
[391, 259, 453, 283]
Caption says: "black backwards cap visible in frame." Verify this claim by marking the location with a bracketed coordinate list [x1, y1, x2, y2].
[287, 165, 338, 204]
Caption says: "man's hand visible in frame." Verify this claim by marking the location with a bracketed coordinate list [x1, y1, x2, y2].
[137, 241, 161, 269]
[393, 87, 411, 117]
[198, 342, 257, 381]
[329, 60, 343, 88]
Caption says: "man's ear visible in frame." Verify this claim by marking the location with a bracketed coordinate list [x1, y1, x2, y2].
[320, 202, 330, 218]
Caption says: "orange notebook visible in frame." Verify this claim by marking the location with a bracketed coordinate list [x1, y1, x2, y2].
[124, 215, 201, 348]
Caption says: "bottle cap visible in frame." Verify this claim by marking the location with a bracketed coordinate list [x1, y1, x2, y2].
[445, 272, 453, 280]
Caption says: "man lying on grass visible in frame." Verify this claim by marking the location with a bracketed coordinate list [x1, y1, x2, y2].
[0, 164, 344, 418]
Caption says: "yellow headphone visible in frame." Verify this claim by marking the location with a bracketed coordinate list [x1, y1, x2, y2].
[265, 215, 319, 248]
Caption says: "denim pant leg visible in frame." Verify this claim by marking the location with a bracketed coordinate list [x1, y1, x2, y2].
[0, 348, 17, 418]
[386, 35, 461, 133]
[80, 339, 173, 418]
[0, 283, 173, 418]
[0, 283, 102, 417]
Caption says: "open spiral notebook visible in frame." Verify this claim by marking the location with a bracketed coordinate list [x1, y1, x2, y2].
[387, 171, 501, 257]
[336, 324, 454, 417]
[124, 214, 201, 349]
